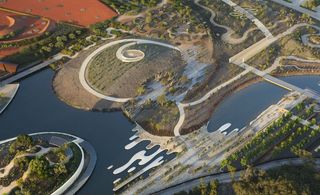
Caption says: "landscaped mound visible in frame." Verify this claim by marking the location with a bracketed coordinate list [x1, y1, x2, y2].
[0, 134, 82, 195]
[86, 43, 185, 98]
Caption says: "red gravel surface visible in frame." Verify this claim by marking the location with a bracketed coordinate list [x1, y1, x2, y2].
[0, 0, 118, 27]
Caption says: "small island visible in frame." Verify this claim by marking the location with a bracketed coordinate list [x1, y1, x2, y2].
[0, 132, 96, 195]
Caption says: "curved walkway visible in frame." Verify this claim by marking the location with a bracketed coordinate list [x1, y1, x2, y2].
[79, 38, 180, 103]
[194, 0, 272, 45]
[173, 68, 251, 136]
[0, 132, 96, 195]
[266, 55, 320, 74]
[0, 84, 19, 115]
[116, 42, 145, 62]
[174, 23, 320, 136]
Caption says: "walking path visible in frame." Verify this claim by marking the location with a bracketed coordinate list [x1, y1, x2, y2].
[65, 141, 97, 195]
[194, 0, 272, 45]
[79, 38, 180, 103]
[0, 146, 54, 194]
[174, 22, 320, 136]
[266, 55, 320, 74]
[151, 157, 320, 195]
[229, 23, 314, 65]
[116, 0, 168, 23]
[0, 27, 125, 87]
[222, 0, 273, 38]
[173, 68, 250, 136]
[174, 22, 320, 135]
[0, 132, 96, 195]
[194, 0, 257, 44]
[302, 34, 320, 49]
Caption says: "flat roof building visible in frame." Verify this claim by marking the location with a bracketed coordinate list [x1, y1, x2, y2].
[0, 61, 19, 73]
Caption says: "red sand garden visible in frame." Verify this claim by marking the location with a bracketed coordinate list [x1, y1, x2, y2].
[0, 0, 118, 27]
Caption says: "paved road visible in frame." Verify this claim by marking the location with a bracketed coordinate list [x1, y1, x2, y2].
[152, 158, 320, 195]
[271, 0, 320, 21]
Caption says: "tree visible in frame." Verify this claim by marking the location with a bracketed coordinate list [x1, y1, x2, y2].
[209, 180, 219, 195]
[136, 86, 146, 95]
[9, 134, 34, 154]
[199, 179, 207, 195]
[53, 163, 67, 176]
[55, 41, 65, 48]
[29, 157, 50, 179]
[68, 33, 76, 39]
[157, 94, 168, 106]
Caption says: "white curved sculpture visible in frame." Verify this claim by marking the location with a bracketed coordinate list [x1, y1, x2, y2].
[116, 42, 145, 62]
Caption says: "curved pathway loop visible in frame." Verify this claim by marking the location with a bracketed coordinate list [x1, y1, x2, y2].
[116, 42, 145, 63]
[79, 38, 180, 103]
[0, 132, 97, 195]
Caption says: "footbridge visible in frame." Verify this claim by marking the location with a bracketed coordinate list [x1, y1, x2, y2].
[263, 74, 303, 92]
[237, 63, 320, 102]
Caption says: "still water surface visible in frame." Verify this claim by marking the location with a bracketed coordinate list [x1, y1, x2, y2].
[1, 69, 320, 194]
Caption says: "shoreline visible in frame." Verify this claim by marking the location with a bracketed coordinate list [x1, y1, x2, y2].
[52, 51, 320, 136]
[180, 68, 320, 135]
[0, 132, 97, 195]
[0, 84, 19, 115]
[181, 75, 262, 135]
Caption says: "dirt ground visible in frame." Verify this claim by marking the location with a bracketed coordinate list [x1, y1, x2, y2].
[0, 10, 53, 42]
[0, 47, 21, 58]
[0, 0, 117, 27]
[181, 74, 261, 135]
[53, 43, 122, 111]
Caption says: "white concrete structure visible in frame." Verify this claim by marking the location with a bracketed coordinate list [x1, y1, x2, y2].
[0, 132, 95, 195]
[0, 84, 19, 114]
